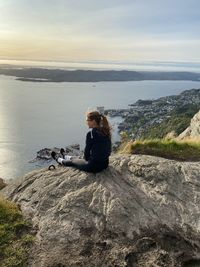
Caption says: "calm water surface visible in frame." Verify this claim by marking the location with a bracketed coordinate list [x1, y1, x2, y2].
[0, 75, 200, 180]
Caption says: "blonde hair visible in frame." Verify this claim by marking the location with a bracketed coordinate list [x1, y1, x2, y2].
[87, 111, 112, 138]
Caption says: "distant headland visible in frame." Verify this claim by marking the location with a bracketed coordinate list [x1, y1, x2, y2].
[0, 65, 200, 82]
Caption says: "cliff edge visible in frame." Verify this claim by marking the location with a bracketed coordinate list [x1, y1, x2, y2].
[178, 109, 200, 139]
[2, 154, 200, 267]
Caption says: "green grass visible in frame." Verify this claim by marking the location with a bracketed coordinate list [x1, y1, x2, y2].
[0, 196, 34, 267]
[183, 260, 200, 267]
[119, 139, 200, 161]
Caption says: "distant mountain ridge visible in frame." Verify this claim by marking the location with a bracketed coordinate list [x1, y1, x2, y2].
[0, 66, 200, 82]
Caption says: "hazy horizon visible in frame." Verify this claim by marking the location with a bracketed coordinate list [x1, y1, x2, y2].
[1, 59, 200, 73]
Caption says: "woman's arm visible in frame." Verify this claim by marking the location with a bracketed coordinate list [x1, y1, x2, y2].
[84, 131, 93, 161]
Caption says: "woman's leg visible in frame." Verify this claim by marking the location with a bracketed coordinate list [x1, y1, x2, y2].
[61, 158, 101, 173]
[51, 152, 108, 173]
[61, 158, 86, 167]
[72, 159, 109, 173]
[67, 158, 93, 172]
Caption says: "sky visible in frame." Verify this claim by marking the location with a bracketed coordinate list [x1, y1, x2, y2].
[0, 0, 200, 64]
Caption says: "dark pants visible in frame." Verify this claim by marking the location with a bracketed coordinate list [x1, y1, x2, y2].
[61, 158, 109, 173]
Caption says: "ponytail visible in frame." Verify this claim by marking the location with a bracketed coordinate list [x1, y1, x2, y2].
[87, 111, 112, 138]
[100, 114, 112, 138]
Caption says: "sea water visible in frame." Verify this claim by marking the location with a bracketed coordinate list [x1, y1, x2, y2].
[0, 75, 200, 180]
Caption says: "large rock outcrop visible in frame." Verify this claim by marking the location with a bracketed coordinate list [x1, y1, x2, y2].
[2, 155, 200, 267]
[178, 109, 200, 139]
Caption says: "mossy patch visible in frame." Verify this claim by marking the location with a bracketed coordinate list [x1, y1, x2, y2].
[0, 196, 34, 267]
[119, 139, 200, 161]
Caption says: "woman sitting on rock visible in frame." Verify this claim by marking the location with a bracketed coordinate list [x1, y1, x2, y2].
[51, 111, 112, 173]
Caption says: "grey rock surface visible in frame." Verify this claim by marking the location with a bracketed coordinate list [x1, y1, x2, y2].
[178, 109, 200, 139]
[2, 155, 200, 267]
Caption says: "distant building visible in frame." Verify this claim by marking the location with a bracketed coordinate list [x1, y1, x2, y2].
[97, 106, 105, 114]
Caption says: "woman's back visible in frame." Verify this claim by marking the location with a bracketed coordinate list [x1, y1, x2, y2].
[85, 128, 111, 162]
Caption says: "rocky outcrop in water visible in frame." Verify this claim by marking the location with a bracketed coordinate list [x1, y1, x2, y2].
[29, 144, 82, 162]
[2, 155, 200, 267]
[178, 109, 200, 139]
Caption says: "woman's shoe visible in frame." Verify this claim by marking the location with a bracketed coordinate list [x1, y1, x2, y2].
[60, 148, 66, 159]
[51, 151, 59, 161]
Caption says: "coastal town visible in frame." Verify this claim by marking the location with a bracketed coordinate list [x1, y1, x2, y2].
[103, 88, 200, 139]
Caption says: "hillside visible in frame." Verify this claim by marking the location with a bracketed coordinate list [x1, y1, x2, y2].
[107, 88, 200, 140]
[142, 104, 200, 139]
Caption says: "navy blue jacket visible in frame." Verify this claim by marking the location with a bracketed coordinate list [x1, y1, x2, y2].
[84, 128, 111, 162]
